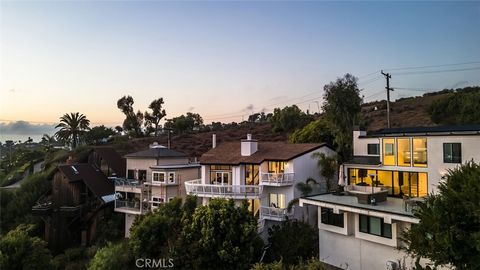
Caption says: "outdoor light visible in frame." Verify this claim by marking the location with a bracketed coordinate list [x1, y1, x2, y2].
[368, 173, 377, 205]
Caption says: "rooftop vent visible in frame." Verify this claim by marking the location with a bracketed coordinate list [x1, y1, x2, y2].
[150, 142, 166, 149]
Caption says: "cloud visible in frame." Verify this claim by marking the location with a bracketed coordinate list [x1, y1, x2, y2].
[450, 81, 469, 89]
[0, 121, 56, 135]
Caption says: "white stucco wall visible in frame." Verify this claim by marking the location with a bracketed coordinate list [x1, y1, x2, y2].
[353, 130, 380, 156]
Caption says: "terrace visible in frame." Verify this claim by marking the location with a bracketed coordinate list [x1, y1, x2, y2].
[260, 172, 295, 186]
[184, 179, 263, 199]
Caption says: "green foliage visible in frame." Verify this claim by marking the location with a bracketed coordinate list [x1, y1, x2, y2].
[289, 117, 335, 146]
[93, 210, 125, 247]
[85, 125, 116, 144]
[429, 86, 480, 125]
[117, 95, 144, 137]
[144, 98, 167, 136]
[0, 224, 53, 270]
[312, 152, 338, 192]
[322, 74, 362, 160]
[55, 112, 91, 149]
[164, 112, 203, 134]
[88, 241, 132, 270]
[270, 105, 312, 133]
[175, 199, 263, 270]
[402, 161, 480, 270]
[265, 220, 318, 266]
[252, 259, 326, 270]
[52, 246, 98, 270]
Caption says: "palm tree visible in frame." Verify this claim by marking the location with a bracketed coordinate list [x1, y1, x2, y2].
[287, 177, 318, 223]
[312, 152, 338, 192]
[54, 112, 90, 149]
[40, 134, 56, 152]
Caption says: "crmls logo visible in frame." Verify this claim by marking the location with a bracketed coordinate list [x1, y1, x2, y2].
[135, 258, 174, 268]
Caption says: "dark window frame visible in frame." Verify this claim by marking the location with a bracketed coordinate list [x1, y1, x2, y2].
[443, 143, 462, 164]
[367, 144, 380, 155]
[321, 207, 344, 228]
[359, 214, 392, 239]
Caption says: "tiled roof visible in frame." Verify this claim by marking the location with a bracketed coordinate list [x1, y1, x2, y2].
[91, 147, 126, 177]
[125, 147, 187, 159]
[58, 164, 114, 200]
[199, 141, 329, 165]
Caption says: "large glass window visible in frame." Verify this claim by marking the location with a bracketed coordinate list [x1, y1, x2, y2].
[210, 165, 232, 185]
[245, 164, 260, 185]
[269, 193, 285, 208]
[397, 138, 411, 166]
[359, 215, 392, 238]
[443, 143, 462, 163]
[382, 139, 395, 166]
[268, 161, 285, 173]
[368, 144, 380, 155]
[413, 138, 427, 167]
[321, 208, 344, 228]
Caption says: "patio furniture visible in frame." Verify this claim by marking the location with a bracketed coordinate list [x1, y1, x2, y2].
[345, 185, 388, 204]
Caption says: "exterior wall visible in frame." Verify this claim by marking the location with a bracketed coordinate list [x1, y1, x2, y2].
[353, 130, 379, 156]
[126, 157, 190, 181]
[351, 135, 480, 194]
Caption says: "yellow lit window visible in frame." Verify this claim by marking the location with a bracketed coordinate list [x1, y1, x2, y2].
[382, 139, 395, 166]
[397, 138, 411, 167]
[413, 138, 427, 167]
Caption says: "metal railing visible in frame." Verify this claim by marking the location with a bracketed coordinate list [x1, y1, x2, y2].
[260, 173, 295, 185]
[111, 177, 143, 187]
[115, 200, 141, 212]
[184, 179, 262, 199]
[260, 206, 292, 220]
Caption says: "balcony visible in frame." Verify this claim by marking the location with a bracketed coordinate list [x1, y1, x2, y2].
[114, 200, 142, 215]
[260, 206, 293, 221]
[260, 173, 294, 186]
[111, 177, 144, 193]
[185, 179, 262, 199]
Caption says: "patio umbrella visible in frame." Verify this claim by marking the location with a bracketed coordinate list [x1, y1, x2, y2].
[338, 165, 345, 186]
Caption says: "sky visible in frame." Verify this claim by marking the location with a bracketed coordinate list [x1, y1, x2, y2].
[1, 1, 480, 131]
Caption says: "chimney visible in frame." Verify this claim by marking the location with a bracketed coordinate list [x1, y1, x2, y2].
[241, 134, 258, 156]
[212, 134, 217, 149]
[66, 156, 74, 165]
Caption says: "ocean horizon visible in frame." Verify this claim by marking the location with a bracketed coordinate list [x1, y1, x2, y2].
[0, 133, 50, 144]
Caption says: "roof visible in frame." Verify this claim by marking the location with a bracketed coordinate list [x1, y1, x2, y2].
[345, 155, 381, 165]
[58, 164, 114, 202]
[367, 124, 480, 137]
[125, 147, 187, 159]
[200, 141, 330, 165]
[91, 147, 126, 177]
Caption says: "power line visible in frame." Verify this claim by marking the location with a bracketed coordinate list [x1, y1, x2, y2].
[382, 60, 480, 72]
[393, 66, 480, 76]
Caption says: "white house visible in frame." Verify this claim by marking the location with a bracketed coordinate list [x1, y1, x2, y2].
[113, 143, 200, 237]
[185, 134, 336, 229]
[300, 125, 480, 270]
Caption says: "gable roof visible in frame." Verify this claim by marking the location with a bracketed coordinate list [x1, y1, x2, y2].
[200, 141, 330, 165]
[91, 147, 126, 177]
[125, 147, 187, 159]
[368, 124, 480, 137]
[58, 164, 114, 202]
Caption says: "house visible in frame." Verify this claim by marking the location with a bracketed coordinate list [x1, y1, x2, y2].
[113, 142, 201, 237]
[88, 146, 126, 178]
[300, 125, 480, 270]
[32, 162, 115, 251]
[185, 134, 336, 229]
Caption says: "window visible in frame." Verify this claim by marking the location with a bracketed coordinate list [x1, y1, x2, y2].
[367, 144, 380, 155]
[168, 172, 175, 184]
[269, 193, 285, 208]
[151, 196, 165, 208]
[359, 215, 392, 238]
[397, 138, 411, 166]
[382, 139, 395, 166]
[138, 170, 147, 180]
[268, 161, 285, 173]
[152, 172, 166, 183]
[443, 143, 461, 163]
[321, 208, 344, 228]
[210, 165, 232, 185]
[127, 169, 135, 179]
[413, 138, 427, 167]
[245, 164, 260, 185]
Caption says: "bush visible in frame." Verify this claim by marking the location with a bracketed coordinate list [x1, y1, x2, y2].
[429, 86, 480, 124]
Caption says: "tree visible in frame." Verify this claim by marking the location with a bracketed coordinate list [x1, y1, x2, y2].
[289, 117, 335, 146]
[164, 112, 203, 134]
[175, 199, 263, 270]
[54, 112, 90, 149]
[144, 98, 167, 137]
[287, 178, 318, 223]
[85, 125, 116, 145]
[264, 220, 319, 266]
[402, 161, 480, 270]
[322, 74, 362, 160]
[40, 134, 56, 152]
[252, 258, 326, 270]
[429, 86, 480, 125]
[88, 241, 132, 270]
[117, 96, 144, 137]
[270, 105, 312, 133]
[312, 152, 338, 192]
[0, 224, 53, 270]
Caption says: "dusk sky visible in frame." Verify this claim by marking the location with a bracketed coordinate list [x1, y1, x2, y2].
[1, 1, 480, 128]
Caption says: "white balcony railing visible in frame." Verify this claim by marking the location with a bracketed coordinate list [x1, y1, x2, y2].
[260, 173, 295, 186]
[111, 177, 144, 193]
[260, 206, 292, 221]
[185, 179, 262, 199]
[115, 200, 142, 214]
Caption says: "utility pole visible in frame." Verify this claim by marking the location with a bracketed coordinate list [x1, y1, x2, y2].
[381, 70, 394, 128]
